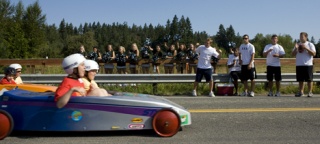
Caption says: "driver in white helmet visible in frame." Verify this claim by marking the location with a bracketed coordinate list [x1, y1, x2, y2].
[83, 60, 112, 96]
[9, 63, 23, 84]
[55, 54, 88, 108]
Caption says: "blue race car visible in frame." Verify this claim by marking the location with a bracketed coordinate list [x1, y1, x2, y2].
[0, 88, 191, 139]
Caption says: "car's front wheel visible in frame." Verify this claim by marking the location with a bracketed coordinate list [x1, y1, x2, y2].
[152, 109, 181, 137]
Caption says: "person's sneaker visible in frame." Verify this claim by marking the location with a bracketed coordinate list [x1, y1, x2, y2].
[248, 91, 254, 97]
[192, 90, 197, 97]
[241, 91, 247, 96]
[268, 91, 273, 97]
[275, 91, 281, 97]
[295, 92, 304, 97]
[307, 92, 313, 97]
[233, 92, 238, 96]
[209, 91, 215, 97]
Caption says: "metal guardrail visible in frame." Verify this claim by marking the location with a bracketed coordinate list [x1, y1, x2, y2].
[21, 73, 320, 84]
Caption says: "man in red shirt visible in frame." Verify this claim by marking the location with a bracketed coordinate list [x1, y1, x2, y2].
[0, 67, 17, 84]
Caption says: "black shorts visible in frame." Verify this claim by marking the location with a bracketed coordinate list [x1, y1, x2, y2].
[230, 71, 241, 81]
[296, 66, 313, 82]
[241, 65, 256, 81]
[195, 68, 213, 82]
[267, 66, 282, 81]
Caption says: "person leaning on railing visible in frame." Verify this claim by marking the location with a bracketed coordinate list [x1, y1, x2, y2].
[115, 46, 128, 75]
[152, 45, 163, 74]
[88, 46, 102, 62]
[186, 44, 198, 74]
[103, 44, 116, 74]
[163, 44, 177, 74]
[140, 44, 153, 74]
[78, 45, 88, 59]
[176, 43, 187, 74]
[128, 43, 139, 74]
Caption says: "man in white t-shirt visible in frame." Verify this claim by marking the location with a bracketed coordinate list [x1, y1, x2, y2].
[263, 35, 285, 97]
[239, 34, 256, 97]
[291, 32, 316, 97]
[192, 38, 221, 97]
[227, 48, 241, 96]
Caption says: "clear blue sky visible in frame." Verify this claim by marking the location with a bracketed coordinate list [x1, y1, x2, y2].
[11, 0, 320, 41]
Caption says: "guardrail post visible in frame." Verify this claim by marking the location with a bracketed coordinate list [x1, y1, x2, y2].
[153, 83, 158, 94]
[316, 71, 320, 86]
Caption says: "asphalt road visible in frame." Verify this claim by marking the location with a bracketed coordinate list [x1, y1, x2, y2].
[2, 95, 320, 144]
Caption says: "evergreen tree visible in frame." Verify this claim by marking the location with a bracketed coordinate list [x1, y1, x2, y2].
[9, 1, 29, 58]
[22, 1, 46, 58]
[310, 36, 315, 43]
[185, 17, 193, 45]
[226, 25, 236, 43]
[0, 0, 14, 58]
[170, 15, 179, 44]
[215, 24, 229, 51]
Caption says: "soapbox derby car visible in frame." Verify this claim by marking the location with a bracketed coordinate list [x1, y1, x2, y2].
[0, 84, 57, 92]
[0, 88, 191, 140]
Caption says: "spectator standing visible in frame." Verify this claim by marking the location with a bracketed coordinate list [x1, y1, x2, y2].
[164, 44, 177, 74]
[192, 38, 221, 97]
[115, 46, 128, 74]
[140, 45, 153, 74]
[227, 48, 241, 96]
[128, 43, 139, 74]
[88, 46, 102, 62]
[152, 45, 163, 74]
[78, 45, 87, 58]
[103, 44, 115, 74]
[186, 44, 198, 74]
[291, 32, 316, 97]
[263, 35, 286, 96]
[239, 34, 256, 97]
[176, 43, 187, 74]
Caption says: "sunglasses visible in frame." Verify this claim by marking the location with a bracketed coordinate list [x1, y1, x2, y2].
[16, 71, 21, 73]
[243, 38, 249, 40]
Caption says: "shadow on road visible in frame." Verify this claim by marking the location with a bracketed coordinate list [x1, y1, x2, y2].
[10, 130, 157, 138]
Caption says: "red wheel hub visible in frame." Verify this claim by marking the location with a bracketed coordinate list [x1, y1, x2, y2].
[0, 111, 13, 140]
[152, 109, 181, 137]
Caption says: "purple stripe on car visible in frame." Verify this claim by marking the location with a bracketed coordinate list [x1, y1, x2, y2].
[1, 101, 160, 116]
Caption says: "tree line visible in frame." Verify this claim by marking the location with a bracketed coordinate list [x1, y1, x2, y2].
[1, 0, 320, 59]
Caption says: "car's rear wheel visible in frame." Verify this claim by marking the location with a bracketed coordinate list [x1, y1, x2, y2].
[152, 109, 181, 137]
[0, 110, 13, 140]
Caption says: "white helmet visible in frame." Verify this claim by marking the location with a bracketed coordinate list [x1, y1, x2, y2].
[9, 63, 22, 69]
[62, 54, 86, 74]
[84, 60, 99, 71]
